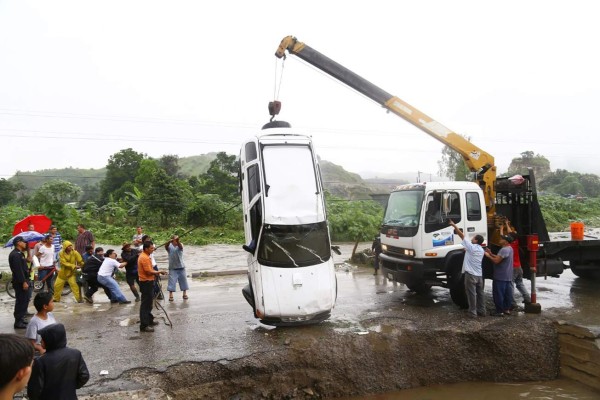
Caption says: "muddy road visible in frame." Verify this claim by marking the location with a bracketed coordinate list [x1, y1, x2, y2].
[1, 243, 599, 399]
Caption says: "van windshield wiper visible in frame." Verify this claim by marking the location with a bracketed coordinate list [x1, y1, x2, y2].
[271, 240, 298, 267]
[295, 245, 325, 263]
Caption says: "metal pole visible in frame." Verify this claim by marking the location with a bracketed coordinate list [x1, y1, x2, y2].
[525, 234, 541, 313]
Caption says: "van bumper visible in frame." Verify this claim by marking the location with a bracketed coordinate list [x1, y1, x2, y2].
[260, 310, 331, 326]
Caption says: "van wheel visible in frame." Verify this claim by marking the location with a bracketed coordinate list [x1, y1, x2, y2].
[242, 281, 256, 316]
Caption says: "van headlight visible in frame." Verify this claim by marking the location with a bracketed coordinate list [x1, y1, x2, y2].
[404, 249, 415, 257]
[381, 244, 387, 251]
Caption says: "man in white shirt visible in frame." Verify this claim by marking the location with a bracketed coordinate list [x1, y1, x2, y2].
[449, 219, 486, 318]
[36, 235, 56, 294]
[97, 250, 130, 304]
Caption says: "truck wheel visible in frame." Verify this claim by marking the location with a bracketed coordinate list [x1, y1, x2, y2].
[450, 282, 468, 309]
[406, 282, 431, 294]
[449, 268, 468, 309]
[571, 263, 599, 279]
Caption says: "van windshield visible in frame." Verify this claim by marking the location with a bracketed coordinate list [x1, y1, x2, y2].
[257, 221, 331, 268]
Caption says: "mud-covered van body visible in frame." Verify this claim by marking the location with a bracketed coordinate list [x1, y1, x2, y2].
[239, 125, 336, 325]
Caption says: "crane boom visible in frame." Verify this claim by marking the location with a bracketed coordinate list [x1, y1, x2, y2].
[276, 35, 497, 217]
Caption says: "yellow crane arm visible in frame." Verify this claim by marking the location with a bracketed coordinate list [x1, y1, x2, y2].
[276, 35, 496, 216]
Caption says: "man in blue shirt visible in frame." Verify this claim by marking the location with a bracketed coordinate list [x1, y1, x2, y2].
[449, 220, 486, 318]
[484, 236, 514, 316]
[165, 235, 189, 302]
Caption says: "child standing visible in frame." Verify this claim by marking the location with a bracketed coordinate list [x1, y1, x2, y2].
[27, 323, 89, 400]
[25, 292, 57, 354]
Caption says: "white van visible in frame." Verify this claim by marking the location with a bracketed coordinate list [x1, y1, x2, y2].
[239, 121, 337, 325]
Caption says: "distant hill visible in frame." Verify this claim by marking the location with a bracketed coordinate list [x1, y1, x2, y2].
[9, 154, 408, 201]
[177, 153, 218, 176]
[10, 167, 106, 192]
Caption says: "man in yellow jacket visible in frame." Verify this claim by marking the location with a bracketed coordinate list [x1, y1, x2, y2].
[53, 241, 82, 303]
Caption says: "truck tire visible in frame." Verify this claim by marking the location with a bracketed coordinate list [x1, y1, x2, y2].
[449, 267, 468, 309]
[406, 282, 431, 294]
[571, 262, 600, 279]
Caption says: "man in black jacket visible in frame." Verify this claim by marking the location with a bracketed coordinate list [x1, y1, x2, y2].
[9, 236, 31, 329]
[27, 323, 89, 400]
[81, 247, 112, 304]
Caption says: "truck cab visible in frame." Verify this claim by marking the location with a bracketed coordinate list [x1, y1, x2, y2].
[238, 122, 337, 325]
[379, 181, 487, 303]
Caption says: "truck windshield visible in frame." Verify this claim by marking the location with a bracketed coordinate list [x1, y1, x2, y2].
[383, 190, 424, 227]
[257, 221, 331, 268]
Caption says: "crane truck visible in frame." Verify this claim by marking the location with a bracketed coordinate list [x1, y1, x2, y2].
[275, 36, 600, 308]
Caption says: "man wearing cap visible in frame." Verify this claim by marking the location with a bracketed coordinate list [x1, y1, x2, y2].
[36, 235, 56, 295]
[9, 236, 31, 329]
[484, 235, 515, 316]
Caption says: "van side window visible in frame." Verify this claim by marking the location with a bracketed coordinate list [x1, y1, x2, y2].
[245, 142, 257, 162]
[247, 164, 260, 200]
[466, 192, 482, 221]
[249, 198, 262, 245]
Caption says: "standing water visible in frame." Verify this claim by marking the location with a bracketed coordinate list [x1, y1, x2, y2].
[345, 379, 600, 399]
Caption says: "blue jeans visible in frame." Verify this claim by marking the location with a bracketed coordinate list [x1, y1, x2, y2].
[512, 267, 531, 304]
[492, 280, 513, 313]
[38, 268, 55, 294]
[97, 275, 127, 303]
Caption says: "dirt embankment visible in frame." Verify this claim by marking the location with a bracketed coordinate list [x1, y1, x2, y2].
[87, 315, 559, 399]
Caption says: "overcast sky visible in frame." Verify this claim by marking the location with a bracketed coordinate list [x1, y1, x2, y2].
[1, 1, 599, 182]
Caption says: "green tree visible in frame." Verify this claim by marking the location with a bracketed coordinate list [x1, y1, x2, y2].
[580, 174, 600, 197]
[100, 148, 145, 204]
[556, 176, 584, 196]
[326, 195, 383, 257]
[198, 152, 240, 203]
[143, 169, 192, 226]
[134, 159, 161, 189]
[0, 178, 17, 205]
[437, 140, 470, 181]
[159, 154, 180, 177]
[28, 179, 82, 225]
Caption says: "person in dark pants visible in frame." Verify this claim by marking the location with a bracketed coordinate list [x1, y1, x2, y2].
[484, 235, 515, 316]
[9, 236, 31, 329]
[121, 242, 141, 302]
[137, 241, 167, 332]
[81, 247, 113, 304]
[27, 323, 89, 400]
[371, 236, 382, 276]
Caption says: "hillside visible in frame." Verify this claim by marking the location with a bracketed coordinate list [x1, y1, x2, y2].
[9, 154, 405, 201]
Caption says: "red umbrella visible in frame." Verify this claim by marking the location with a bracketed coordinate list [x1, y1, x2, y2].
[12, 214, 53, 236]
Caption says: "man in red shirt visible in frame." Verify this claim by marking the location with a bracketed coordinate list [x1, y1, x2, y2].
[137, 241, 166, 332]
